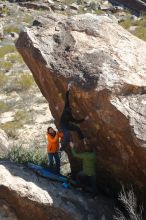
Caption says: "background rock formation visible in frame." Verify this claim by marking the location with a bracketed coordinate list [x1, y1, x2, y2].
[16, 13, 146, 200]
[110, 0, 146, 13]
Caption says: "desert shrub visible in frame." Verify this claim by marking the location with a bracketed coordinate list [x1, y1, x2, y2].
[16, 73, 34, 91]
[133, 26, 146, 42]
[96, 9, 105, 15]
[0, 61, 13, 71]
[119, 16, 146, 42]
[14, 110, 28, 122]
[0, 101, 10, 113]
[0, 110, 29, 137]
[22, 15, 33, 24]
[1, 6, 10, 15]
[0, 73, 8, 87]
[120, 16, 146, 30]
[7, 146, 48, 165]
[133, 16, 146, 26]
[124, 8, 132, 16]
[4, 25, 20, 34]
[0, 45, 16, 58]
[0, 121, 23, 138]
[7, 52, 24, 64]
[119, 19, 132, 29]
[114, 186, 143, 220]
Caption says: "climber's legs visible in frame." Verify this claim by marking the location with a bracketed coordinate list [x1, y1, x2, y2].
[48, 153, 60, 174]
[68, 123, 84, 140]
[60, 127, 70, 151]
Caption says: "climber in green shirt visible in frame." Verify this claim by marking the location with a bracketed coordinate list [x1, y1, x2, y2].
[70, 141, 97, 196]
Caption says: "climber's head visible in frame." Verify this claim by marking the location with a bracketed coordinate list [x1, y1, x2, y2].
[47, 127, 56, 137]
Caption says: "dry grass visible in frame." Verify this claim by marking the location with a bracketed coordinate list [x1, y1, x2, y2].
[0, 45, 16, 58]
[114, 186, 143, 220]
[6, 146, 48, 165]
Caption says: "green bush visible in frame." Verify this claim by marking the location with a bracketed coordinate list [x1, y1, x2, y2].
[0, 45, 16, 58]
[7, 53, 24, 64]
[133, 26, 146, 42]
[96, 9, 105, 15]
[119, 19, 132, 29]
[0, 110, 29, 138]
[4, 25, 20, 34]
[119, 16, 146, 42]
[22, 15, 33, 24]
[120, 16, 146, 30]
[132, 16, 146, 26]
[0, 121, 23, 138]
[1, 6, 10, 15]
[7, 146, 48, 165]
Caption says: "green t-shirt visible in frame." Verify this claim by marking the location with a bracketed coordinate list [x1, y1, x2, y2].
[71, 148, 96, 176]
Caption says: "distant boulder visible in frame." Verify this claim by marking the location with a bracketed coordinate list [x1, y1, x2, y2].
[109, 0, 146, 13]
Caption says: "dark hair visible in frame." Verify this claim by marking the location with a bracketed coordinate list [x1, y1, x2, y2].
[47, 127, 56, 137]
[47, 127, 53, 134]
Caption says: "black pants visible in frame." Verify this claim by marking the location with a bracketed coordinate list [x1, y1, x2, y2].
[68, 123, 84, 139]
[60, 123, 84, 151]
[60, 90, 84, 151]
[77, 171, 97, 195]
[48, 153, 60, 174]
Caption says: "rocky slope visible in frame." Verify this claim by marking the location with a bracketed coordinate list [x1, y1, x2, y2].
[0, 2, 55, 150]
[0, 161, 115, 220]
[16, 13, 146, 201]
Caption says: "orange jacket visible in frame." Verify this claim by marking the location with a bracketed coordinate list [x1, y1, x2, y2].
[47, 132, 63, 153]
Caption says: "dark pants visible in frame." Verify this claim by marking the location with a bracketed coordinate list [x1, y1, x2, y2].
[60, 90, 84, 151]
[68, 123, 84, 139]
[77, 171, 97, 195]
[87, 176, 97, 195]
[60, 124, 84, 151]
[48, 153, 60, 174]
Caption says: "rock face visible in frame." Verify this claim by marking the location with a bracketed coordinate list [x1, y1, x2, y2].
[18, 2, 52, 11]
[109, 0, 146, 13]
[16, 14, 146, 198]
[0, 161, 114, 220]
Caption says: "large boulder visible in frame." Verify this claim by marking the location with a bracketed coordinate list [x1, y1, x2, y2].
[0, 161, 114, 220]
[16, 14, 146, 198]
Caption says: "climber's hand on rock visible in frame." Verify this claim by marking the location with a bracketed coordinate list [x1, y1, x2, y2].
[70, 141, 74, 148]
[67, 82, 72, 91]
[85, 115, 89, 121]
